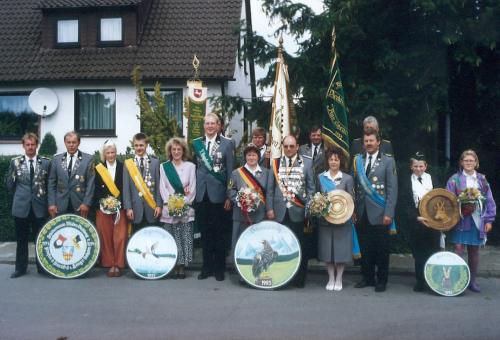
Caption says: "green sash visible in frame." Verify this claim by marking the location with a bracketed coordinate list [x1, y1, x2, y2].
[162, 161, 184, 195]
[192, 138, 225, 184]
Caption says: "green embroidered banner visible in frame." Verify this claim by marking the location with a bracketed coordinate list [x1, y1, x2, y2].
[322, 26, 350, 159]
[186, 81, 207, 142]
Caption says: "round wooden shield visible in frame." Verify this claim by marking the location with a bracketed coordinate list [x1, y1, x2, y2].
[234, 221, 301, 289]
[424, 251, 470, 297]
[126, 227, 178, 280]
[36, 214, 100, 279]
[324, 189, 354, 225]
[419, 188, 460, 231]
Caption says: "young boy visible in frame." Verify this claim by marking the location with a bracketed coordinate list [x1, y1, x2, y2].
[123, 133, 162, 230]
[404, 152, 441, 292]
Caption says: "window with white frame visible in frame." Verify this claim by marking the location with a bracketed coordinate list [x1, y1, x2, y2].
[100, 18, 122, 42]
[57, 19, 79, 44]
[0, 93, 39, 140]
[75, 90, 116, 136]
[145, 89, 183, 129]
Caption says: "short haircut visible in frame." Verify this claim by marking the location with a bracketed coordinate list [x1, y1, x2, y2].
[165, 137, 191, 161]
[309, 125, 321, 134]
[64, 130, 80, 142]
[363, 116, 379, 129]
[204, 112, 219, 123]
[252, 127, 266, 137]
[99, 140, 117, 162]
[21, 132, 38, 145]
[243, 143, 261, 160]
[459, 149, 479, 170]
[324, 146, 348, 172]
[363, 127, 380, 142]
[132, 132, 148, 144]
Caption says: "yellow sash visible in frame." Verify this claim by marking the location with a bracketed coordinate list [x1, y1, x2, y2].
[95, 163, 120, 198]
[124, 159, 157, 210]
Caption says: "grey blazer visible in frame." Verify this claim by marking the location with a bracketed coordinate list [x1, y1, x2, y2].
[6, 155, 51, 218]
[228, 166, 269, 223]
[316, 172, 354, 227]
[48, 151, 95, 213]
[122, 155, 162, 224]
[195, 134, 235, 204]
[266, 155, 315, 223]
[299, 143, 326, 178]
[354, 152, 398, 225]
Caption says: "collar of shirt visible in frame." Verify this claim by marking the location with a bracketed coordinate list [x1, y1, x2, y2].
[135, 154, 148, 163]
[66, 152, 77, 168]
[25, 155, 36, 171]
[244, 163, 262, 176]
[324, 170, 342, 182]
[411, 172, 433, 207]
[365, 150, 379, 168]
[286, 155, 298, 167]
[106, 160, 117, 180]
[463, 170, 478, 189]
[205, 135, 216, 148]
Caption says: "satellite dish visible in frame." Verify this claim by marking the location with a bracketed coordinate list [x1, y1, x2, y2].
[28, 88, 59, 117]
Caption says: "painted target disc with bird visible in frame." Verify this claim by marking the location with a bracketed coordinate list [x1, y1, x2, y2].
[234, 221, 301, 289]
[126, 226, 178, 280]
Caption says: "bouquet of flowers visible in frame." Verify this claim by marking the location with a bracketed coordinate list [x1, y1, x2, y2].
[167, 193, 189, 217]
[307, 192, 330, 217]
[100, 196, 121, 215]
[457, 188, 485, 217]
[100, 196, 121, 225]
[236, 187, 261, 213]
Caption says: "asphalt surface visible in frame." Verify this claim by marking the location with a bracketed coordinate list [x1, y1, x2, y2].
[0, 264, 499, 340]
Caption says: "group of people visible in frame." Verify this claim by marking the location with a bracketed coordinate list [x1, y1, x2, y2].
[6, 114, 496, 295]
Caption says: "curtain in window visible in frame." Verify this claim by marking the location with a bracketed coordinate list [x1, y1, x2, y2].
[57, 20, 79, 43]
[101, 18, 122, 41]
[164, 91, 183, 127]
[78, 92, 115, 130]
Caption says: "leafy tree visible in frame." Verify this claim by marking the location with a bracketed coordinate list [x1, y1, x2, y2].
[38, 132, 57, 157]
[131, 66, 181, 157]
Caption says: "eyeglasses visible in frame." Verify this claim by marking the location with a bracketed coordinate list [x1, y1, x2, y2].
[283, 145, 296, 149]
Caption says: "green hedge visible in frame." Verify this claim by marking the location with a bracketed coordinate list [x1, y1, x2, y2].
[0, 156, 15, 241]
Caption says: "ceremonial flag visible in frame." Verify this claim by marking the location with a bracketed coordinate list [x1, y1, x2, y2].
[186, 80, 207, 142]
[269, 38, 297, 159]
[322, 26, 350, 158]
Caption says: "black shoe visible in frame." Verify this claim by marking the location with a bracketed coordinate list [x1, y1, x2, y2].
[354, 280, 375, 288]
[177, 273, 186, 279]
[215, 272, 225, 281]
[197, 271, 213, 280]
[294, 279, 305, 288]
[375, 283, 387, 292]
[10, 270, 26, 278]
[413, 281, 425, 292]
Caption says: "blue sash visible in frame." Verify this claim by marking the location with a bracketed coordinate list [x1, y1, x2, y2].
[319, 173, 361, 259]
[354, 155, 397, 234]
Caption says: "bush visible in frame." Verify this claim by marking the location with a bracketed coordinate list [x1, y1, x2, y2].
[0, 156, 15, 241]
[38, 132, 57, 157]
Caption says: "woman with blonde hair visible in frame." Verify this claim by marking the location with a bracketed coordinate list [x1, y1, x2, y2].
[94, 140, 128, 277]
[159, 137, 196, 278]
[446, 150, 496, 292]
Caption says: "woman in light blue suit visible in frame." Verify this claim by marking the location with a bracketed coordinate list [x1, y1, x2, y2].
[228, 144, 269, 252]
[317, 147, 355, 291]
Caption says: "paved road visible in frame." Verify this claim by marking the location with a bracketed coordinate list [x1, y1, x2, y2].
[0, 264, 498, 340]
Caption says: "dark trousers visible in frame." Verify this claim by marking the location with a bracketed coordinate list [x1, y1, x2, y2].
[410, 224, 440, 284]
[197, 195, 226, 274]
[358, 212, 390, 284]
[283, 211, 308, 285]
[14, 209, 46, 273]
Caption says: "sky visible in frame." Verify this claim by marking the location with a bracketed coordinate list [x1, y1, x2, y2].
[250, 0, 326, 97]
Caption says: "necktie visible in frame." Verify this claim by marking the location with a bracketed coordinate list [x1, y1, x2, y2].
[68, 155, 73, 177]
[313, 146, 318, 159]
[418, 176, 423, 184]
[140, 157, 145, 176]
[207, 141, 211, 154]
[29, 159, 34, 185]
[365, 155, 372, 175]
[288, 158, 293, 167]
